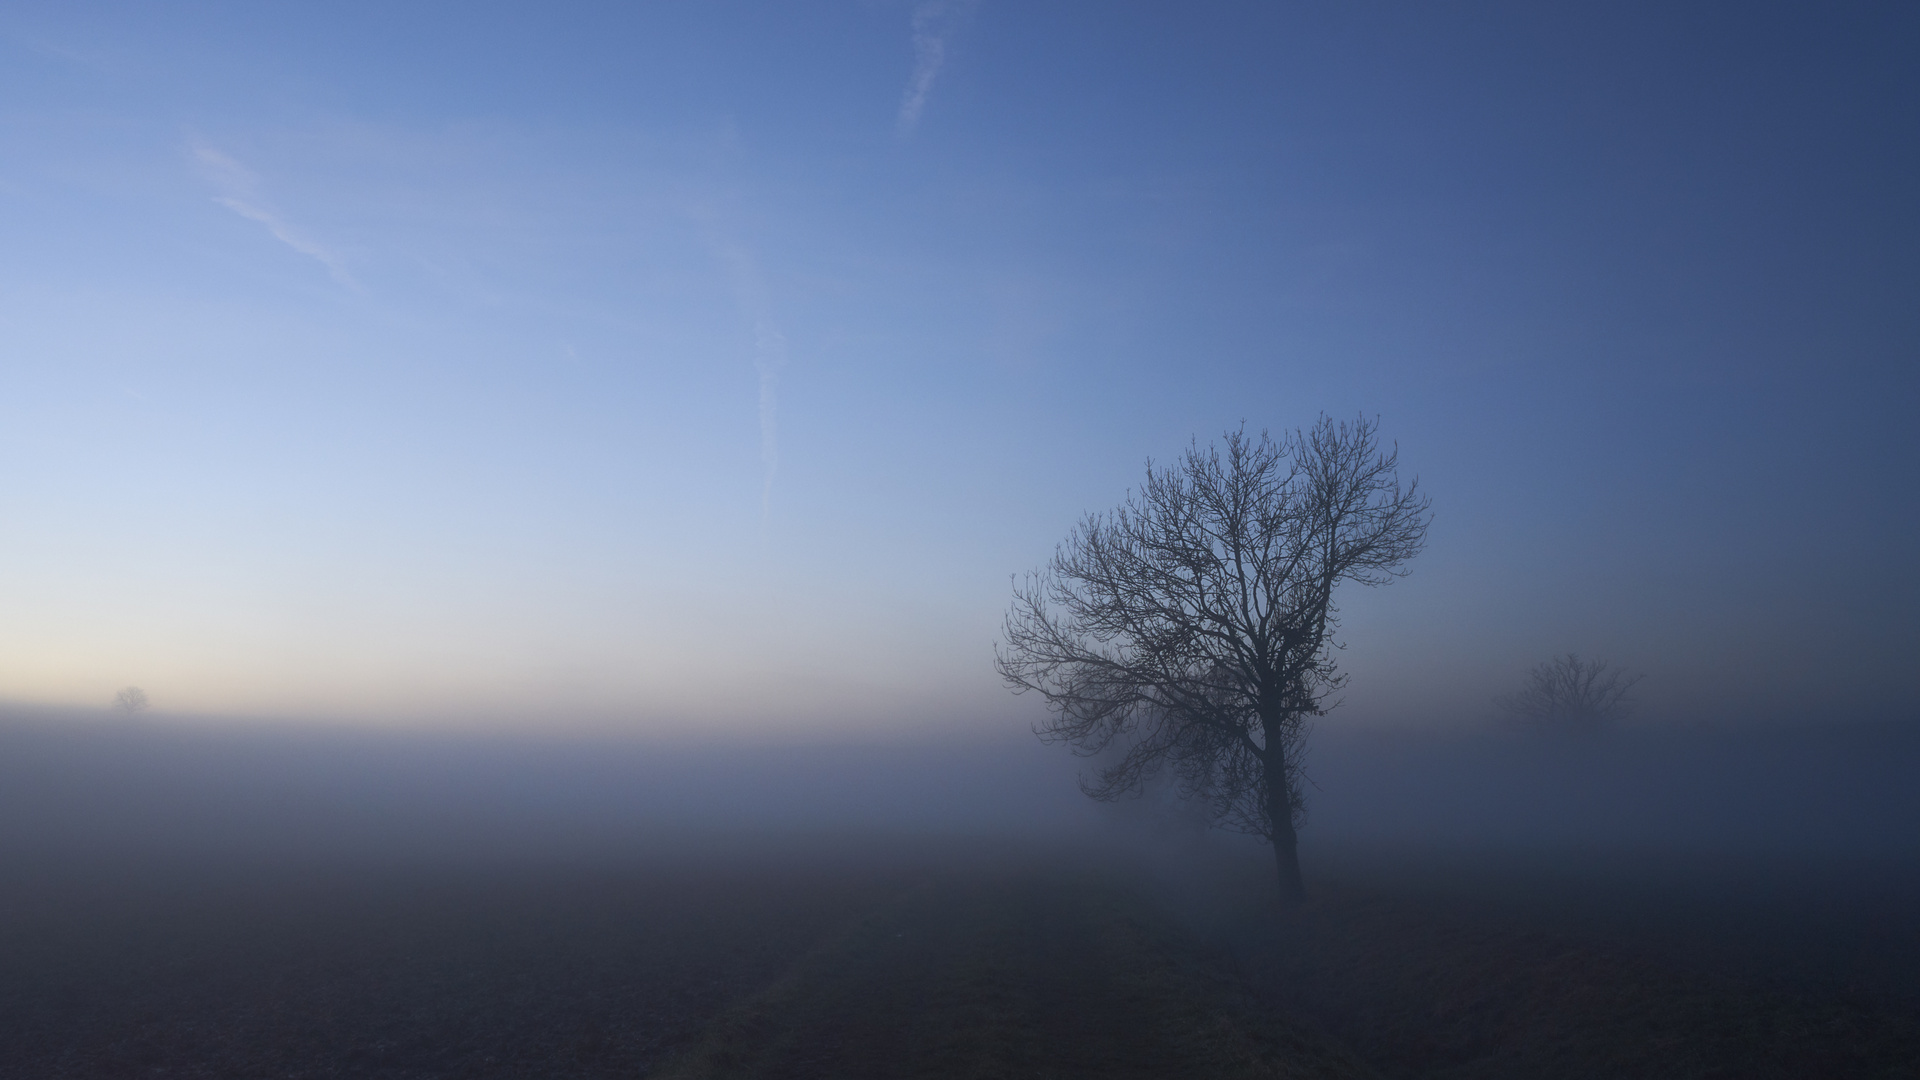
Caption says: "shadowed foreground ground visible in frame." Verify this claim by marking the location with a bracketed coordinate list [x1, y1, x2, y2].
[653, 862, 1366, 1079]
[2, 842, 1917, 1078]
[1189, 856, 1920, 1080]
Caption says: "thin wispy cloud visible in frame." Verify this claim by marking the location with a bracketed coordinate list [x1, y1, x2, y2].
[897, 1, 974, 137]
[191, 141, 360, 290]
[19, 35, 113, 71]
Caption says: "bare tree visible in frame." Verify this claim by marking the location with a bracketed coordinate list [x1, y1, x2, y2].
[997, 416, 1430, 904]
[1496, 654, 1641, 730]
[112, 686, 150, 714]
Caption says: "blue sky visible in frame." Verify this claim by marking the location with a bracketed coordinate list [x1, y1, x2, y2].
[2, 2, 1915, 733]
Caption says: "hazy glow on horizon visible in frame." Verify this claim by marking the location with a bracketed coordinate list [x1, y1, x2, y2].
[2, 3, 1915, 733]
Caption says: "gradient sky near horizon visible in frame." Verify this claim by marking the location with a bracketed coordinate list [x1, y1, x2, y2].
[3, 1, 1915, 734]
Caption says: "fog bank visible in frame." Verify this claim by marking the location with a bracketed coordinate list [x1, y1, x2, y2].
[1305, 720, 1920, 864]
[3, 707, 1915, 880]
[0, 709, 1098, 871]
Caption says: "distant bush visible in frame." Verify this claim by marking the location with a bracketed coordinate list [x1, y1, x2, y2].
[1496, 654, 1640, 730]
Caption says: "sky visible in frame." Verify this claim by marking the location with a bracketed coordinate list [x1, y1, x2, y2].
[2, 1, 1915, 736]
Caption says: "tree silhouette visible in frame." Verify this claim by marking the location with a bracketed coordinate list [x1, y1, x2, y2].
[1496, 654, 1641, 730]
[112, 686, 150, 714]
[998, 416, 1430, 904]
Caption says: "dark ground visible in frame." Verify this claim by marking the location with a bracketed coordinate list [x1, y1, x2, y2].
[3, 839, 1918, 1079]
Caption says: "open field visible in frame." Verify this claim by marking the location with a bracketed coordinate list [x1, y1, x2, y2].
[3, 715, 1919, 1077]
[4, 839, 1919, 1079]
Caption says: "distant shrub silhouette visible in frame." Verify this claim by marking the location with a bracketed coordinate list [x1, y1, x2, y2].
[1497, 654, 1640, 730]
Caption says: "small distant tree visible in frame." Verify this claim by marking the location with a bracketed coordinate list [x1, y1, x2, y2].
[1496, 654, 1640, 730]
[112, 686, 150, 714]
[997, 416, 1430, 905]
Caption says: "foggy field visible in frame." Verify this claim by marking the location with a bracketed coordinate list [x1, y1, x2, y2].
[9, 3, 1919, 1075]
[4, 713, 1920, 1077]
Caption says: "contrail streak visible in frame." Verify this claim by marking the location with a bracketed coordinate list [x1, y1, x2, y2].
[897, 1, 975, 137]
[191, 142, 360, 290]
[709, 237, 788, 532]
[753, 318, 787, 526]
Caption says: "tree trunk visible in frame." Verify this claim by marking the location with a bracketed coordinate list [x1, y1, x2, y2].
[1260, 713, 1307, 906]
[1264, 751, 1306, 906]
[1269, 806, 1306, 906]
